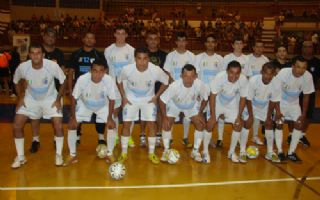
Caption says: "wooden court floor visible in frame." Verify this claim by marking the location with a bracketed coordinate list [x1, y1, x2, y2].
[0, 122, 320, 200]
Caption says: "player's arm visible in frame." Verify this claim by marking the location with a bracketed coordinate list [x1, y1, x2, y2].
[298, 93, 310, 124]
[207, 93, 217, 130]
[117, 82, 130, 107]
[245, 99, 253, 125]
[236, 97, 246, 127]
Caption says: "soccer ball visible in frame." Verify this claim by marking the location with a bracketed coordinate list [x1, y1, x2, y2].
[246, 146, 259, 159]
[109, 162, 126, 180]
[96, 144, 108, 158]
[166, 149, 180, 164]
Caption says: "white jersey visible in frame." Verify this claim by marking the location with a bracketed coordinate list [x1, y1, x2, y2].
[276, 68, 314, 106]
[72, 73, 117, 111]
[13, 59, 66, 101]
[118, 62, 169, 104]
[210, 71, 248, 110]
[195, 52, 224, 85]
[160, 79, 209, 110]
[104, 43, 135, 78]
[222, 53, 250, 77]
[245, 53, 269, 77]
[164, 50, 196, 80]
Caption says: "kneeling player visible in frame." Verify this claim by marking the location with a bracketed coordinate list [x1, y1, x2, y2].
[160, 64, 208, 163]
[63, 59, 117, 166]
[12, 44, 66, 168]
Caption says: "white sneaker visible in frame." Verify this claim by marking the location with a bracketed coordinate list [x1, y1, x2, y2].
[202, 152, 211, 164]
[160, 150, 168, 162]
[191, 150, 202, 162]
[265, 152, 281, 163]
[228, 153, 239, 163]
[239, 152, 247, 163]
[11, 156, 27, 169]
[252, 137, 263, 145]
[55, 154, 64, 166]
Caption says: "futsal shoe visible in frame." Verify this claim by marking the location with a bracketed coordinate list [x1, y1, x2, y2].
[299, 136, 310, 147]
[160, 151, 168, 162]
[55, 154, 64, 166]
[216, 140, 223, 148]
[239, 152, 247, 163]
[29, 141, 40, 153]
[265, 152, 280, 163]
[11, 156, 27, 169]
[148, 153, 160, 164]
[182, 138, 193, 148]
[191, 150, 202, 162]
[105, 153, 115, 164]
[118, 153, 128, 163]
[252, 137, 264, 145]
[63, 155, 78, 166]
[202, 152, 211, 164]
[128, 136, 135, 148]
[228, 152, 239, 163]
[278, 152, 287, 162]
[287, 153, 302, 163]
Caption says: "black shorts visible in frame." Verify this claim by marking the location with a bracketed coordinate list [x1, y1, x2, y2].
[0, 68, 10, 77]
[299, 92, 315, 119]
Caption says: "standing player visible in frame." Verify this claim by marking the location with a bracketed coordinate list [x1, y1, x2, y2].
[63, 60, 117, 166]
[275, 56, 314, 162]
[117, 48, 169, 164]
[104, 25, 135, 147]
[140, 30, 167, 147]
[272, 45, 291, 73]
[11, 44, 66, 168]
[163, 32, 196, 148]
[207, 61, 248, 163]
[160, 64, 208, 163]
[68, 31, 106, 145]
[195, 33, 223, 160]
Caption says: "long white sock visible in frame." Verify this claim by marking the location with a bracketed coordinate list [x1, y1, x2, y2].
[183, 118, 190, 139]
[240, 128, 249, 153]
[33, 136, 39, 142]
[107, 129, 116, 154]
[229, 131, 240, 155]
[203, 130, 212, 154]
[67, 130, 77, 156]
[288, 129, 302, 155]
[265, 130, 274, 154]
[193, 130, 203, 152]
[252, 118, 260, 139]
[162, 130, 171, 151]
[14, 138, 25, 160]
[55, 136, 64, 155]
[275, 129, 283, 153]
[148, 137, 156, 154]
[121, 136, 129, 154]
[217, 119, 224, 140]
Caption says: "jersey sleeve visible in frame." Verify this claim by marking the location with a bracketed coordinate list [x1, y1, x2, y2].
[107, 77, 117, 101]
[72, 77, 83, 100]
[222, 55, 230, 70]
[271, 78, 281, 102]
[13, 64, 23, 84]
[210, 75, 221, 94]
[163, 53, 172, 74]
[199, 80, 209, 101]
[239, 76, 248, 98]
[117, 65, 128, 84]
[302, 72, 315, 94]
[52, 62, 66, 84]
[246, 78, 255, 101]
[154, 65, 169, 85]
[160, 82, 175, 104]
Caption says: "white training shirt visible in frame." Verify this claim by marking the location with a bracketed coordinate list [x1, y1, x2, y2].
[14, 59, 66, 101]
[210, 71, 248, 110]
[72, 73, 117, 111]
[164, 50, 196, 81]
[245, 53, 269, 77]
[104, 43, 135, 78]
[160, 79, 209, 110]
[195, 52, 224, 85]
[276, 68, 315, 106]
[222, 53, 250, 77]
[118, 62, 169, 104]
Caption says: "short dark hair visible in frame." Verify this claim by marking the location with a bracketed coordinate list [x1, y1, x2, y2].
[92, 59, 108, 69]
[232, 36, 244, 44]
[262, 62, 276, 72]
[275, 44, 287, 52]
[176, 32, 187, 40]
[253, 40, 263, 46]
[204, 33, 216, 43]
[134, 47, 149, 57]
[82, 31, 95, 38]
[147, 29, 160, 36]
[292, 55, 307, 65]
[114, 25, 127, 33]
[227, 60, 241, 71]
[181, 64, 196, 74]
[44, 27, 56, 36]
[29, 43, 44, 52]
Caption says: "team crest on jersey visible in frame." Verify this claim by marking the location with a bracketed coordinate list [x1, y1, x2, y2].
[267, 93, 272, 99]
[146, 80, 152, 88]
[214, 62, 218, 67]
[100, 91, 105, 99]
[202, 61, 207, 67]
[90, 58, 95, 63]
[43, 77, 48, 84]
[283, 83, 289, 90]
[172, 61, 177, 66]
[125, 54, 129, 61]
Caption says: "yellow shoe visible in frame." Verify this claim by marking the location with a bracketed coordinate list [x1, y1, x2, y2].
[106, 154, 115, 163]
[148, 153, 160, 164]
[63, 155, 78, 166]
[118, 153, 128, 163]
[128, 136, 135, 148]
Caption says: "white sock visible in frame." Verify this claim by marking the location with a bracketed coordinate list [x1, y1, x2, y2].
[162, 130, 171, 151]
[33, 136, 39, 142]
[193, 130, 203, 152]
[148, 137, 156, 154]
[107, 129, 116, 154]
[217, 119, 224, 140]
[183, 118, 190, 139]
[240, 128, 249, 153]
[98, 133, 105, 141]
[121, 136, 129, 154]
[14, 138, 25, 160]
[275, 129, 283, 153]
[252, 118, 260, 139]
[67, 130, 77, 156]
[229, 131, 240, 155]
[288, 129, 302, 155]
[55, 136, 64, 156]
[203, 130, 212, 154]
[129, 122, 134, 136]
[265, 130, 274, 154]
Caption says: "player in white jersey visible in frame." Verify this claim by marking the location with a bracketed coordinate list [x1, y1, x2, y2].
[163, 32, 196, 148]
[63, 60, 117, 166]
[247, 62, 281, 162]
[117, 48, 169, 164]
[207, 61, 248, 163]
[274, 56, 315, 162]
[11, 44, 66, 168]
[246, 40, 270, 145]
[195, 34, 223, 162]
[160, 64, 208, 163]
[104, 25, 135, 147]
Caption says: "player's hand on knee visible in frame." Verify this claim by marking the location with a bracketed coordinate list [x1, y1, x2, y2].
[107, 118, 116, 129]
[122, 97, 131, 108]
[295, 116, 305, 130]
[196, 113, 206, 127]
[162, 116, 171, 130]
[148, 96, 157, 105]
[52, 100, 62, 113]
[233, 117, 242, 131]
[15, 98, 26, 111]
[207, 116, 216, 131]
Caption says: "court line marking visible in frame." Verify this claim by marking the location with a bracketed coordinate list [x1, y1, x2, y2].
[1, 176, 320, 191]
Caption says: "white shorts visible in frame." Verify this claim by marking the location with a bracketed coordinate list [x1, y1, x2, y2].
[75, 100, 109, 123]
[280, 104, 301, 121]
[241, 107, 249, 121]
[214, 102, 239, 124]
[166, 101, 199, 119]
[114, 99, 122, 109]
[17, 97, 63, 120]
[122, 103, 156, 121]
[252, 106, 267, 122]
